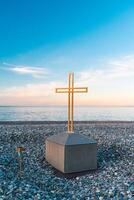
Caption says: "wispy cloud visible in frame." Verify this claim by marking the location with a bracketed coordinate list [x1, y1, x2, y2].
[0, 81, 67, 105]
[3, 62, 49, 78]
[0, 82, 56, 97]
[77, 54, 134, 84]
[0, 55, 134, 106]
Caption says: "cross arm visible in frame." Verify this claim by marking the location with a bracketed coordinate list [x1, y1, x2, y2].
[55, 87, 88, 93]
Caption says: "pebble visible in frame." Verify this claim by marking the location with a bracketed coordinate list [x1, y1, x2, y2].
[99, 197, 103, 200]
[0, 122, 133, 199]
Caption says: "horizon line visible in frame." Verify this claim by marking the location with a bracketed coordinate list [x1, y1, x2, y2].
[0, 105, 134, 107]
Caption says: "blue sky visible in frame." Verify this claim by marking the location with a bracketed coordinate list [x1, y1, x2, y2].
[0, 0, 134, 105]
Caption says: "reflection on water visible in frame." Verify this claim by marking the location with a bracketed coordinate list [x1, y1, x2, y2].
[0, 106, 134, 121]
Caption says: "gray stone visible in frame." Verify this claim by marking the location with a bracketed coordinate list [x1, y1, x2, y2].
[45, 133, 97, 173]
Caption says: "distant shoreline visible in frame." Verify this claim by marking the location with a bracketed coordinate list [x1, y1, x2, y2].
[0, 105, 134, 107]
[0, 120, 134, 125]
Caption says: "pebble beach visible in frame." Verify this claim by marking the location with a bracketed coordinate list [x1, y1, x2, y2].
[0, 121, 134, 200]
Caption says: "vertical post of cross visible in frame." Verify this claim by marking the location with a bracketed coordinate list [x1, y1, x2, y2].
[68, 73, 74, 133]
[71, 73, 74, 132]
[68, 73, 71, 132]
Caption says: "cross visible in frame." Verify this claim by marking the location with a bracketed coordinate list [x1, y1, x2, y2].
[56, 72, 88, 133]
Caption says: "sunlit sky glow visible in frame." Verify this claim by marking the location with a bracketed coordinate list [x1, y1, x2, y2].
[0, 0, 134, 106]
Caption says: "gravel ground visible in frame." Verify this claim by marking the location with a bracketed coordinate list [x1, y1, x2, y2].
[0, 122, 134, 200]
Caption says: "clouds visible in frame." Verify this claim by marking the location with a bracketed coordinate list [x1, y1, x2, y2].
[0, 54, 134, 106]
[0, 83, 53, 97]
[3, 63, 49, 78]
[77, 54, 134, 84]
[0, 81, 66, 106]
[73, 54, 134, 106]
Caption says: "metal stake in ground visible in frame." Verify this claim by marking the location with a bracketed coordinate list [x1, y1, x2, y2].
[56, 72, 88, 133]
[16, 146, 25, 176]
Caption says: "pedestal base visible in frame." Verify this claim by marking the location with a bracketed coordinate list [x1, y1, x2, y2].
[45, 133, 97, 173]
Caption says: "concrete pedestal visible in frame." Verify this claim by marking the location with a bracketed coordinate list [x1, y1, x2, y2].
[45, 133, 97, 173]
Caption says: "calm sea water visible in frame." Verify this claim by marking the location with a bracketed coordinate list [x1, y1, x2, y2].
[0, 106, 134, 121]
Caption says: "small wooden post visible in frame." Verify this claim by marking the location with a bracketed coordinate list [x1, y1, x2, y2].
[16, 146, 25, 176]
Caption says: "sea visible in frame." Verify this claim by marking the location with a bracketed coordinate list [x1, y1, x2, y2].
[0, 106, 134, 121]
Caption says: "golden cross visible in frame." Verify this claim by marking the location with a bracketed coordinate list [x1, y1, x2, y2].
[56, 72, 88, 133]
